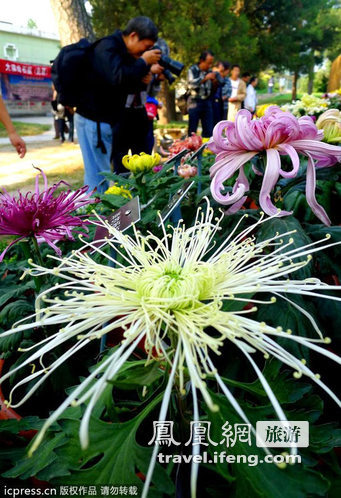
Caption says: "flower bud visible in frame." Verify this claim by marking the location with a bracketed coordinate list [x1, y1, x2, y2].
[316, 109, 341, 143]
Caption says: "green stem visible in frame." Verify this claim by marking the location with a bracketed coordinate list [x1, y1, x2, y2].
[21, 240, 42, 293]
[31, 236, 44, 267]
[135, 174, 147, 204]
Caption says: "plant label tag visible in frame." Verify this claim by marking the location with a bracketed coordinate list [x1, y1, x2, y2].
[158, 181, 194, 226]
[92, 197, 140, 251]
[190, 143, 206, 159]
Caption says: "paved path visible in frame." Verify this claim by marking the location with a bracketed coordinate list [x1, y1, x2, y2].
[0, 140, 84, 189]
[0, 115, 78, 145]
[0, 114, 83, 189]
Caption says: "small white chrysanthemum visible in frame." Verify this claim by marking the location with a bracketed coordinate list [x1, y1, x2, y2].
[1, 200, 340, 497]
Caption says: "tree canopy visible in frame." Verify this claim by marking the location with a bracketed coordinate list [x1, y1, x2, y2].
[88, 0, 340, 76]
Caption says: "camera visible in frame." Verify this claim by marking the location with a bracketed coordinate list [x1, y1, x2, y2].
[213, 71, 225, 85]
[153, 43, 184, 85]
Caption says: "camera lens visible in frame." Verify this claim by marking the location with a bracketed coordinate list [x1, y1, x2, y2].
[163, 69, 176, 85]
[160, 56, 184, 77]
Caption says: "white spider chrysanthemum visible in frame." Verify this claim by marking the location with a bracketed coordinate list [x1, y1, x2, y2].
[1, 200, 340, 498]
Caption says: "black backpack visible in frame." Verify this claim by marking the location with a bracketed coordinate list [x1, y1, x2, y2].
[51, 38, 92, 107]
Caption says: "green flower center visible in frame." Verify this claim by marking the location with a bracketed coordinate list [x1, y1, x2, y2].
[136, 261, 216, 310]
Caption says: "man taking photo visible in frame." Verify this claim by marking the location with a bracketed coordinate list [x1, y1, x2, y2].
[75, 16, 161, 192]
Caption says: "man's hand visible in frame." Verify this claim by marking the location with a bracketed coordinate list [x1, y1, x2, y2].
[142, 73, 153, 85]
[142, 49, 161, 66]
[204, 72, 216, 81]
[9, 132, 26, 158]
[151, 63, 164, 75]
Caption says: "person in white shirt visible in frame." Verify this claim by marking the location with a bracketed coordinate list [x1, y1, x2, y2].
[227, 64, 246, 121]
[244, 77, 258, 115]
[279, 77, 286, 93]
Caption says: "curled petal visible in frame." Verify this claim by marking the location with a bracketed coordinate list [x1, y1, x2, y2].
[0, 236, 26, 262]
[212, 166, 249, 206]
[206, 137, 221, 154]
[305, 154, 331, 226]
[259, 149, 292, 217]
[297, 116, 321, 140]
[291, 139, 341, 167]
[212, 120, 235, 151]
[277, 144, 300, 178]
[210, 152, 256, 205]
[225, 195, 248, 214]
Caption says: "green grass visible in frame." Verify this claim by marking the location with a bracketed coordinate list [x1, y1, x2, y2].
[0, 121, 50, 137]
[258, 92, 324, 106]
[258, 93, 294, 105]
[8, 168, 85, 194]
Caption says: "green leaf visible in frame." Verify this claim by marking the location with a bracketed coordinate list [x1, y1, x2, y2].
[0, 300, 34, 325]
[108, 361, 164, 390]
[205, 392, 329, 498]
[309, 424, 341, 454]
[4, 392, 174, 496]
[101, 172, 135, 186]
[2, 432, 67, 480]
[0, 280, 34, 308]
[256, 216, 313, 279]
[217, 359, 312, 404]
[255, 293, 320, 358]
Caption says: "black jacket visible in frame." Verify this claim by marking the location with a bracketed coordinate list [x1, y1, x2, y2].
[77, 30, 149, 124]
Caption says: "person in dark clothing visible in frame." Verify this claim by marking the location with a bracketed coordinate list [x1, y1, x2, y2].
[187, 51, 215, 138]
[111, 72, 152, 173]
[75, 16, 161, 192]
[212, 61, 231, 126]
[240, 72, 251, 109]
[112, 63, 164, 173]
[65, 106, 75, 142]
[143, 38, 168, 154]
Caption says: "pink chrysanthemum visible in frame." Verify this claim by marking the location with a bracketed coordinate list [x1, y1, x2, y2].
[208, 106, 341, 224]
[0, 169, 97, 261]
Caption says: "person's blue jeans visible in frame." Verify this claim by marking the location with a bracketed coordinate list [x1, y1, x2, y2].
[212, 98, 225, 127]
[188, 98, 213, 138]
[75, 113, 112, 193]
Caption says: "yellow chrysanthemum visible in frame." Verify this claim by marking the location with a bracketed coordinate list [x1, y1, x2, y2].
[256, 104, 272, 118]
[202, 137, 214, 155]
[105, 183, 132, 199]
[122, 151, 161, 174]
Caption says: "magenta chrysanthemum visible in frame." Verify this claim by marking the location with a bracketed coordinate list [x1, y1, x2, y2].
[208, 106, 341, 224]
[0, 169, 97, 261]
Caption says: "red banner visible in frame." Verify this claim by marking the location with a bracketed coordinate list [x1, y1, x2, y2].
[0, 59, 51, 79]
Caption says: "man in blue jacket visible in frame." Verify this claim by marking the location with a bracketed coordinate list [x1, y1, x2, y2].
[75, 16, 161, 192]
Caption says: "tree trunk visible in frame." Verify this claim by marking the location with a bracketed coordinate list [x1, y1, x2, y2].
[164, 84, 177, 122]
[158, 81, 178, 124]
[50, 0, 95, 47]
[292, 71, 298, 101]
[308, 67, 314, 95]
